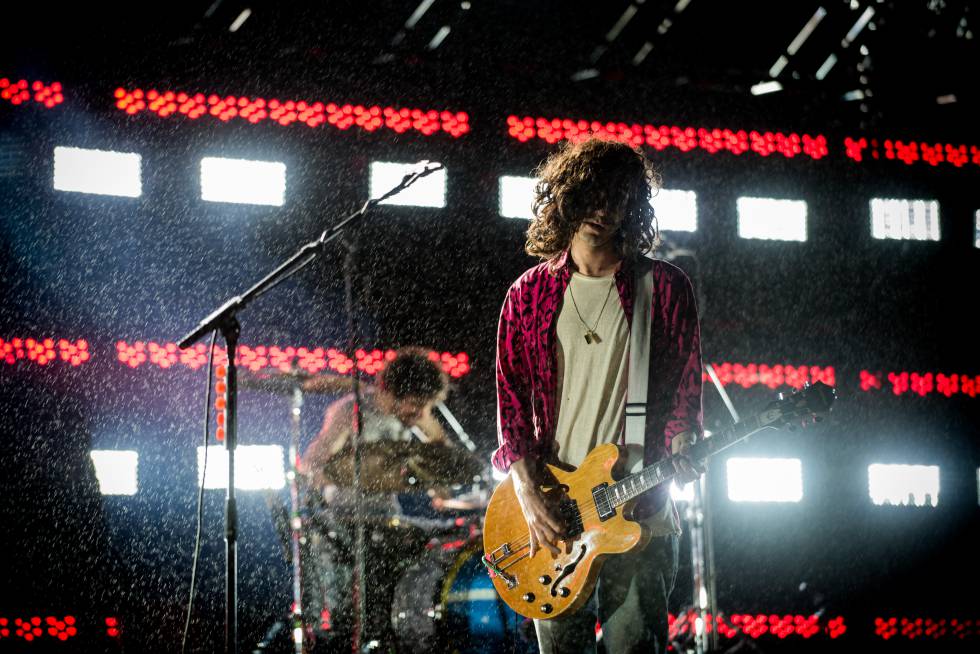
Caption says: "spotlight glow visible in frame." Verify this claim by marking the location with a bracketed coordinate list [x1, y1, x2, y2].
[499, 175, 537, 219]
[870, 198, 940, 241]
[726, 457, 803, 502]
[652, 189, 698, 232]
[371, 161, 446, 208]
[197, 444, 286, 490]
[53, 147, 142, 198]
[200, 157, 286, 206]
[868, 464, 940, 507]
[736, 197, 807, 241]
[90, 450, 139, 495]
[670, 480, 695, 503]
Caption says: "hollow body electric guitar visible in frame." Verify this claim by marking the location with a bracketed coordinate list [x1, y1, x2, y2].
[482, 381, 836, 620]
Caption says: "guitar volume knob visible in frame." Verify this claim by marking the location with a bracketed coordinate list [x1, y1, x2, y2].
[558, 587, 570, 598]
[538, 575, 551, 585]
[540, 603, 553, 614]
[522, 593, 535, 602]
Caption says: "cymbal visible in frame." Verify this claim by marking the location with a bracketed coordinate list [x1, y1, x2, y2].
[319, 440, 484, 491]
[404, 442, 485, 486]
[239, 370, 353, 395]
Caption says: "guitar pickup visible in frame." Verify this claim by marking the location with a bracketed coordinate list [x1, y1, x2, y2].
[592, 483, 616, 521]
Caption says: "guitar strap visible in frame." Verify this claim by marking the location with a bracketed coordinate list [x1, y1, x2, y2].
[624, 259, 653, 466]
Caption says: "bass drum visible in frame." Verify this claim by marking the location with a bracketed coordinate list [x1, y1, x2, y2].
[391, 546, 536, 653]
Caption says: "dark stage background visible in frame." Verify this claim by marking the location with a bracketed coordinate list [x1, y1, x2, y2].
[1, 1, 979, 652]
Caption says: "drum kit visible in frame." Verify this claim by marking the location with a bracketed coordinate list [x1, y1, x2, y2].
[242, 368, 535, 654]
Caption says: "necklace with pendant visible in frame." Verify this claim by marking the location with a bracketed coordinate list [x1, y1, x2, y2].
[568, 277, 615, 344]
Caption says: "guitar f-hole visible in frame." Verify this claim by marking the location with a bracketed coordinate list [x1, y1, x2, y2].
[550, 544, 586, 597]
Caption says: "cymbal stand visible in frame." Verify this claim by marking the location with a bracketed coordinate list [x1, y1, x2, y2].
[287, 369, 305, 654]
[342, 240, 368, 654]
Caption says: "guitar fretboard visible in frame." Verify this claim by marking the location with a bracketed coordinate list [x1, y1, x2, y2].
[607, 413, 770, 508]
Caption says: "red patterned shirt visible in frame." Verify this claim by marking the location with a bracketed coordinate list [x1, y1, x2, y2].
[492, 250, 703, 489]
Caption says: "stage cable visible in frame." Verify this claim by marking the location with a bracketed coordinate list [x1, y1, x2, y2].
[181, 330, 218, 654]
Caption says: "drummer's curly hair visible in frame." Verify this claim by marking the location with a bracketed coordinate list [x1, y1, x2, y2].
[377, 347, 449, 402]
[526, 137, 662, 262]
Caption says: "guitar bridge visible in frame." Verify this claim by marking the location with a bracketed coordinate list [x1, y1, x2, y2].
[482, 553, 517, 588]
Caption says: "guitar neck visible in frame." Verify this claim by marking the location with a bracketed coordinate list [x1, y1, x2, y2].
[606, 412, 775, 508]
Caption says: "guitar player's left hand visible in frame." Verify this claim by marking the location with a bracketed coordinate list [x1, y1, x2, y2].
[671, 431, 703, 484]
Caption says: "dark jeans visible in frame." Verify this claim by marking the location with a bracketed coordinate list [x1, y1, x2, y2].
[534, 534, 679, 654]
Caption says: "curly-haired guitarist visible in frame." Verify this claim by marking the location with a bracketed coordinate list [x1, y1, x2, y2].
[493, 138, 703, 653]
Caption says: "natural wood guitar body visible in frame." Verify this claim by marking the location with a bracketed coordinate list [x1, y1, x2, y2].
[482, 381, 837, 621]
[482, 443, 649, 620]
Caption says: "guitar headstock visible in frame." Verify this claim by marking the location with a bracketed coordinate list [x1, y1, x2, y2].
[766, 381, 837, 431]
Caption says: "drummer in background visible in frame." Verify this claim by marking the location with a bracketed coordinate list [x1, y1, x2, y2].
[299, 346, 450, 653]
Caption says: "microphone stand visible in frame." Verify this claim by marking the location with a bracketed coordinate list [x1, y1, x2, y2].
[177, 161, 445, 654]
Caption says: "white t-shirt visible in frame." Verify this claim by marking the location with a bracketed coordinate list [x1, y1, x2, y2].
[554, 272, 629, 467]
[553, 271, 680, 537]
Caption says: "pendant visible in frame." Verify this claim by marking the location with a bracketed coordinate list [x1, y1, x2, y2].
[584, 330, 601, 344]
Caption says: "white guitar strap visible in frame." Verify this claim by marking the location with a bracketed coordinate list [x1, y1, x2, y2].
[624, 261, 653, 472]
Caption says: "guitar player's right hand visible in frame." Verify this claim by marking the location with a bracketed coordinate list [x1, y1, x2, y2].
[510, 459, 564, 558]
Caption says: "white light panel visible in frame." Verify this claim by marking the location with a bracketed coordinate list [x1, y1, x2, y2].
[200, 157, 286, 206]
[370, 161, 446, 208]
[737, 197, 808, 241]
[499, 175, 537, 219]
[726, 457, 803, 503]
[868, 463, 940, 507]
[870, 198, 940, 241]
[53, 146, 142, 198]
[197, 444, 286, 490]
[90, 450, 139, 495]
[652, 189, 698, 232]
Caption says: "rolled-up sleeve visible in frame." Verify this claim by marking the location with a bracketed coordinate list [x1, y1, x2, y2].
[663, 272, 703, 452]
[492, 285, 533, 472]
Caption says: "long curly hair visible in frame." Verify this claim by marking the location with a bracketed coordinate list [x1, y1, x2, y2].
[525, 138, 662, 262]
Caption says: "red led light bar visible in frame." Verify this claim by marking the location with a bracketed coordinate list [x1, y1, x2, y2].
[668, 611, 845, 640]
[844, 137, 980, 168]
[1, 338, 91, 366]
[860, 370, 979, 398]
[0, 77, 64, 109]
[114, 341, 471, 379]
[2, 616, 77, 642]
[705, 363, 836, 390]
[113, 88, 469, 138]
[875, 617, 977, 640]
[506, 115, 829, 160]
